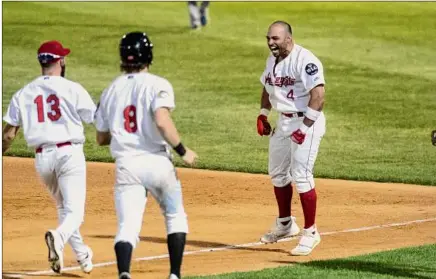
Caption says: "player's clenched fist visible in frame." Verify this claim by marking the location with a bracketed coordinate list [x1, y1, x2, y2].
[257, 115, 272, 136]
[291, 129, 306, 145]
[182, 148, 198, 166]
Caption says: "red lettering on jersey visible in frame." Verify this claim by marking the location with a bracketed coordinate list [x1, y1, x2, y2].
[283, 76, 295, 87]
[274, 77, 282, 86]
[34, 94, 62, 123]
[267, 74, 295, 87]
[123, 105, 138, 133]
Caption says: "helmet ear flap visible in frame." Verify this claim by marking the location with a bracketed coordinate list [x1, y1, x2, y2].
[147, 49, 153, 65]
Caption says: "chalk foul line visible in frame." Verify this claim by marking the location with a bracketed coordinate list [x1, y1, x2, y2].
[3, 217, 436, 278]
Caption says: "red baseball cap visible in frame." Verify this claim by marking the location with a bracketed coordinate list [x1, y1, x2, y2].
[37, 40, 70, 64]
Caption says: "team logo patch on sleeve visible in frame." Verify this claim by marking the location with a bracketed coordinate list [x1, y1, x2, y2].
[158, 90, 169, 98]
[305, 63, 318, 76]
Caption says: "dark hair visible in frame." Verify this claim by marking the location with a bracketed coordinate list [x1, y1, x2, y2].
[271, 20, 293, 35]
[39, 61, 57, 69]
[38, 54, 60, 68]
[120, 62, 148, 73]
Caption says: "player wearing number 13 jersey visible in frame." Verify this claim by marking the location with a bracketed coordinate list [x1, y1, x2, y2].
[95, 32, 197, 279]
[2, 40, 95, 274]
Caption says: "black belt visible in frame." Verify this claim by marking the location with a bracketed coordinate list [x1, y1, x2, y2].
[282, 112, 304, 118]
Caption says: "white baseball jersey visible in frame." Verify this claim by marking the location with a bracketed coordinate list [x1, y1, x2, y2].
[260, 44, 325, 113]
[3, 76, 96, 148]
[95, 72, 175, 159]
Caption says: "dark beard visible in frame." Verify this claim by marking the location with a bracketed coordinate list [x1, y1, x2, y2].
[280, 48, 290, 59]
[61, 65, 66, 77]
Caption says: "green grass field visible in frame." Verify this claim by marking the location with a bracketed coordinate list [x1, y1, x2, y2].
[2, 2, 436, 185]
[187, 244, 436, 279]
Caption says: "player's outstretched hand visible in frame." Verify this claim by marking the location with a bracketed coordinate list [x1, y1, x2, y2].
[182, 148, 198, 166]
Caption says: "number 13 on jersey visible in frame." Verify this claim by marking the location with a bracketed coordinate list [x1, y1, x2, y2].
[34, 94, 62, 123]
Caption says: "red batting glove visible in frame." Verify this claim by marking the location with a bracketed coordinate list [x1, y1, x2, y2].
[291, 129, 306, 144]
[257, 115, 271, 136]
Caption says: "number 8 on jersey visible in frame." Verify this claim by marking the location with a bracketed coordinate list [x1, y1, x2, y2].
[123, 105, 137, 133]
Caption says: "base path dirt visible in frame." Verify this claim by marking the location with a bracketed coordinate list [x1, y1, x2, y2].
[2, 157, 436, 279]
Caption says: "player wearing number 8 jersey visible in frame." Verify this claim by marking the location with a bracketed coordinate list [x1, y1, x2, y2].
[257, 21, 326, 256]
[95, 31, 198, 279]
[2, 40, 96, 274]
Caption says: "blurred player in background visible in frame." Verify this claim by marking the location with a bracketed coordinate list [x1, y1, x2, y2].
[187, 1, 210, 29]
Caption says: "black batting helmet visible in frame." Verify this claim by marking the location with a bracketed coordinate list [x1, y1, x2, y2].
[119, 32, 153, 67]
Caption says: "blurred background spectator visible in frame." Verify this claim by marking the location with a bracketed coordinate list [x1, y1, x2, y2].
[188, 1, 210, 30]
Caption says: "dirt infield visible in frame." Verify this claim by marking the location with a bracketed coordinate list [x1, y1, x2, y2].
[2, 157, 436, 279]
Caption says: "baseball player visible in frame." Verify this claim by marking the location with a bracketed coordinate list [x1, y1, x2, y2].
[187, 1, 210, 29]
[257, 21, 326, 256]
[2, 41, 95, 273]
[95, 31, 198, 279]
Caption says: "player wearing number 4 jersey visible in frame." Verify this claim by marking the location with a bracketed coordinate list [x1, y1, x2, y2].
[257, 21, 326, 256]
[2, 40, 95, 273]
[95, 31, 198, 279]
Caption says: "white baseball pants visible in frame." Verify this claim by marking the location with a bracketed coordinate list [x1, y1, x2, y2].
[114, 153, 188, 249]
[268, 112, 326, 193]
[34, 143, 89, 260]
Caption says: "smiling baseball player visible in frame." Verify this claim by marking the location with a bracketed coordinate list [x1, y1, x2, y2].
[2, 40, 95, 274]
[257, 21, 326, 256]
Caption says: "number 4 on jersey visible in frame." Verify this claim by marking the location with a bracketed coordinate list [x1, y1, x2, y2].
[34, 94, 62, 123]
[287, 89, 294, 100]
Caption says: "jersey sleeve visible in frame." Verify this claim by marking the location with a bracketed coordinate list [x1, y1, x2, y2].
[151, 79, 175, 112]
[259, 69, 268, 86]
[300, 53, 325, 92]
[259, 56, 270, 87]
[76, 84, 97, 124]
[94, 91, 110, 132]
[3, 92, 21, 127]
